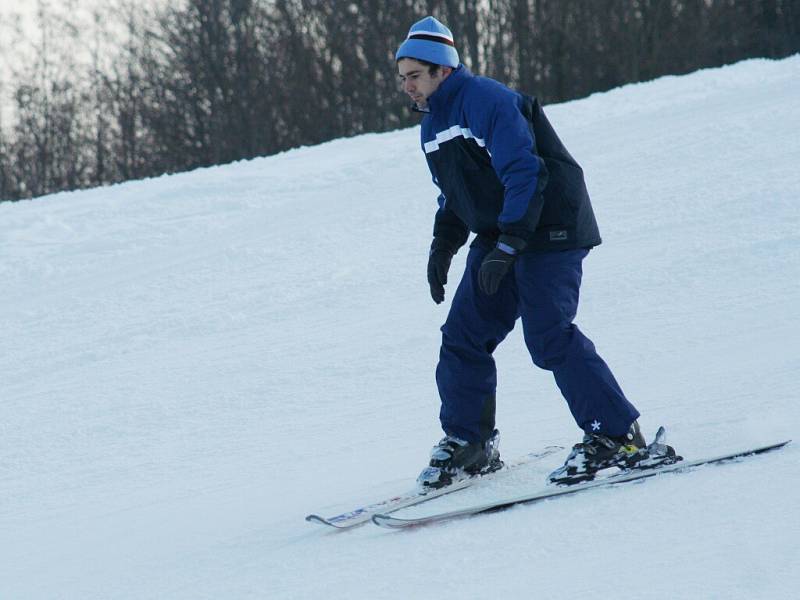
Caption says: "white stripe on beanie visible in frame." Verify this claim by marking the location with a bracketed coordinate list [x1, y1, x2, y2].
[407, 30, 454, 42]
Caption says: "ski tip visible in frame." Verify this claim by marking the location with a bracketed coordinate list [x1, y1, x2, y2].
[767, 439, 792, 451]
[307, 513, 366, 529]
[372, 514, 405, 529]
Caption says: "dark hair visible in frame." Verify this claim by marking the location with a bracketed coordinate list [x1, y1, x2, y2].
[417, 59, 442, 75]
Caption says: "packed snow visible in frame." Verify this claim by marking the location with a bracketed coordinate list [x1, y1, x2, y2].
[1, 55, 799, 599]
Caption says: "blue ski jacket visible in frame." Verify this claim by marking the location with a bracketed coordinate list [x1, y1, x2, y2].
[419, 65, 601, 252]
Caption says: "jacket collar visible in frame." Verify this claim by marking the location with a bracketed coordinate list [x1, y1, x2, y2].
[415, 64, 471, 114]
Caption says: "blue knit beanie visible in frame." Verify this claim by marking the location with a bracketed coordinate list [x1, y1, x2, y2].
[395, 16, 459, 68]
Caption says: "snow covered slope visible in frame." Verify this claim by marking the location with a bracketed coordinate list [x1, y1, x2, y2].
[1, 56, 798, 599]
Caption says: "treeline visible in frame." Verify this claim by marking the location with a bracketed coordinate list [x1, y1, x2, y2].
[1, 0, 798, 202]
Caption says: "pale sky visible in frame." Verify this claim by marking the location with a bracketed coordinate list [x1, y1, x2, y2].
[0, 0, 37, 18]
[0, 1, 36, 39]
[0, 0, 164, 43]
[0, 0, 64, 35]
[0, 0, 165, 125]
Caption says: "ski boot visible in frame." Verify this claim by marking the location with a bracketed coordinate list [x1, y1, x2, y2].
[548, 421, 681, 485]
[417, 429, 503, 490]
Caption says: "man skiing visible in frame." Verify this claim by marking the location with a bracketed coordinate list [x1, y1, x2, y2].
[396, 16, 673, 488]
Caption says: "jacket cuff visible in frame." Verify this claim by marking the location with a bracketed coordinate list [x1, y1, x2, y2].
[496, 234, 527, 255]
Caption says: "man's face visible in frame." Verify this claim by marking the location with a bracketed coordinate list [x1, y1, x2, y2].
[398, 58, 450, 109]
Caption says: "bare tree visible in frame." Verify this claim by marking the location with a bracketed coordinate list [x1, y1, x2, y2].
[2, 0, 799, 202]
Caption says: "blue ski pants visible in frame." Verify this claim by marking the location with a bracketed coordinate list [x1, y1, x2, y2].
[436, 245, 639, 443]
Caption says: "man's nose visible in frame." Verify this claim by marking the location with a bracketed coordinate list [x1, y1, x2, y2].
[404, 80, 415, 93]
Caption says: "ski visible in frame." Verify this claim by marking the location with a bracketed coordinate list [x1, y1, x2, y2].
[305, 445, 563, 529]
[372, 438, 791, 529]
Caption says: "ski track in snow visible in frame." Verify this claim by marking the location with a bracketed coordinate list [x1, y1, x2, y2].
[1, 56, 799, 599]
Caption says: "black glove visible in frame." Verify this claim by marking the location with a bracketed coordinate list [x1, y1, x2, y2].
[427, 240, 455, 304]
[478, 235, 527, 295]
